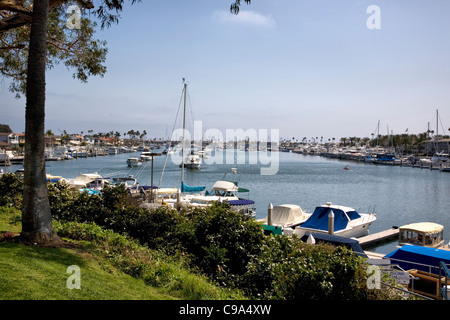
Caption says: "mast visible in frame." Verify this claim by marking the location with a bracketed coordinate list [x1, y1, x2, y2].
[436, 109, 439, 136]
[181, 79, 187, 187]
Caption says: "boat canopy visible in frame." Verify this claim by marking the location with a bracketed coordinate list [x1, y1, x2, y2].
[384, 245, 450, 274]
[270, 204, 307, 226]
[399, 222, 444, 248]
[181, 182, 206, 193]
[212, 180, 239, 192]
[400, 222, 444, 234]
[301, 205, 361, 232]
[226, 199, 255, 206]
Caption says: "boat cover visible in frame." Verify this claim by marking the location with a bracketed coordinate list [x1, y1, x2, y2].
[384, 245, 450, 274]
[301, 206, 361, 232]
[226, 199, 255, 206]
[300, 233, 368, 258]
[181, 182, 206, 193]
[212, 180, 238, 192]
[270, 204, 307, 226]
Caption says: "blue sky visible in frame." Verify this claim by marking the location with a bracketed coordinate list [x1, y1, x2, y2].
[1, 0, 450, 141]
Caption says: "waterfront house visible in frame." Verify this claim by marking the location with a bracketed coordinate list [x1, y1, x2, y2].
[423, 136, 450, 155]
[0, 132, 24, 148]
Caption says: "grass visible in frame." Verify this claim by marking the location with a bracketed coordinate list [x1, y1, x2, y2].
[0, 243, 176, 300]
[0, 207, 245, 300]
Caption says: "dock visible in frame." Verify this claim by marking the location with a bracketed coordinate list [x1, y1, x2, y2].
[359, 227, 399, 248]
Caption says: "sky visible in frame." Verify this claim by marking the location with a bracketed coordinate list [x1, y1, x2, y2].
[1, 0, 450, 142]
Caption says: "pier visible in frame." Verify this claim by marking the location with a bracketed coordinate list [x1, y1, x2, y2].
[359, 227, 399, 248]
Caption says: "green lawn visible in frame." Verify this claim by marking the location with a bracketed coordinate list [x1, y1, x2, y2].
[0, 206, 243, 300]
[0, 242, 175, 300]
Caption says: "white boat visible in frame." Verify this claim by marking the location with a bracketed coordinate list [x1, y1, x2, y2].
[127, 157, 142, 167]
[107, 147, 118, 155]
[293, 202, 377, 239]
[258, 204, 311, 231]
[164, 180, 256, 217]
[431, 152, 450, 163]
[140, 152, 153, 161]
[180, 152, 201, 169]
[178, 79, 201, 171]
[111, 176, 140, 195]
[64, 172, 108, 190]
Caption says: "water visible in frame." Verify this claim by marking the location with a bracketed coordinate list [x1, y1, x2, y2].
[4, 149, 450, 255]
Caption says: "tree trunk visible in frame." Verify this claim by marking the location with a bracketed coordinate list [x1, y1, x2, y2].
[21, 0, 61, 245]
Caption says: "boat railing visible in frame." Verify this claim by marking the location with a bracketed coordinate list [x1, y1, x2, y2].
[385, 259, 450, 300]
[386, 256, 443, 274]
[439, 261, 450, 300]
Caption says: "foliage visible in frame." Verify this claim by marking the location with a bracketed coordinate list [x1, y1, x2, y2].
[0, 1, 107, 98]
[0, 173, 23, 208]
[0, 174, 403, 299]
[53, 220, 244, 299]
[0, 0, 248, 98]
[241, 235, 371, 299]
[179, 204, 265, 286]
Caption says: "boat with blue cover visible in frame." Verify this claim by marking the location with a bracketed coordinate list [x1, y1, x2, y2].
[384, 245, 450, 275]
[293, 202, 377, 238]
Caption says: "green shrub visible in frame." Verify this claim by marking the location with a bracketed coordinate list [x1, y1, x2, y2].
[54, 220, 244, 299]
[0, 173, 23, 208]
[242, 234, 375, 300]
[179, 203, 265, 285]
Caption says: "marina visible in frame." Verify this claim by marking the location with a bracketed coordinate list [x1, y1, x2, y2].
[2, 143, 450, 299]
[2, 147, 449, 256]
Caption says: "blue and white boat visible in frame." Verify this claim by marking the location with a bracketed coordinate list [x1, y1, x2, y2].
[384, 245, 450, 275]
[293, 202, 377, 238]
[186, 180, 256, 217]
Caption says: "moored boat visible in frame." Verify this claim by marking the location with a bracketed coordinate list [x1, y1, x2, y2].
[126, 157, 142, 167]
[398, 222, 447, 249]
[293, 202, 377, 238]
[258, 204, 311, 232]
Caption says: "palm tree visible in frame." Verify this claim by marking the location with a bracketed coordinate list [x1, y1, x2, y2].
[21, 0, 61, 245]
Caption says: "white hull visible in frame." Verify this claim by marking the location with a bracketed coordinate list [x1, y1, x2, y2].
[127, 158, 142, 167]
[293, 214, 376, 239]
[184, 162, 201, 169]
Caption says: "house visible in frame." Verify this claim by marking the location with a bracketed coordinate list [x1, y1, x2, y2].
[423, 136, 450, 155]
[45, 135, 59, 148]
[68, 134, 84, 145]
[0, 132, 24, 147]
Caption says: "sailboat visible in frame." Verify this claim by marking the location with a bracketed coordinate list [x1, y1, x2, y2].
[179, 79, 205, 190]
[157, 80, 256, 217]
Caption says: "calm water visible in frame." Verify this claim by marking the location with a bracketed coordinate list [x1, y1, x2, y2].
[5, 149, 450, 254]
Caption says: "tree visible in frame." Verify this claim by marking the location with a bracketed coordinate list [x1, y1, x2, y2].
[0, 0, 250, 245]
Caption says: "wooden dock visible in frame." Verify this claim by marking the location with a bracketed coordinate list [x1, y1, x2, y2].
[358, 228, 399, 248]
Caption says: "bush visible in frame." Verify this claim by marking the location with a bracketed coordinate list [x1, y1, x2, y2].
[179, 203, 265, 286]
[242, 234, 371, 300]
[1, 174, 399, 300]
[0, 173, 23, 208]
[54, 220, 244, 299]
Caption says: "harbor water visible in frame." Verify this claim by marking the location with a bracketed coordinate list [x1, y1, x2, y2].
[4, 149, 450, 255]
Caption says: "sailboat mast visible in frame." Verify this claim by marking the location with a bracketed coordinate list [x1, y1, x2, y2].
[181, 80, 187, 186]
[436, 109, 439, 136]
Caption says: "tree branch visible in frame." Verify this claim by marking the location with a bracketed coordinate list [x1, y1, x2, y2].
[0, 0, 94, 32]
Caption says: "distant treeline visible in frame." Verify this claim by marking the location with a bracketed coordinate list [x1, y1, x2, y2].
[0, 124, 12, 133]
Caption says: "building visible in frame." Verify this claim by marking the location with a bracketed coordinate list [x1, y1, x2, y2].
[423, 136, 450, 155]
[0, 132, 24, 148]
